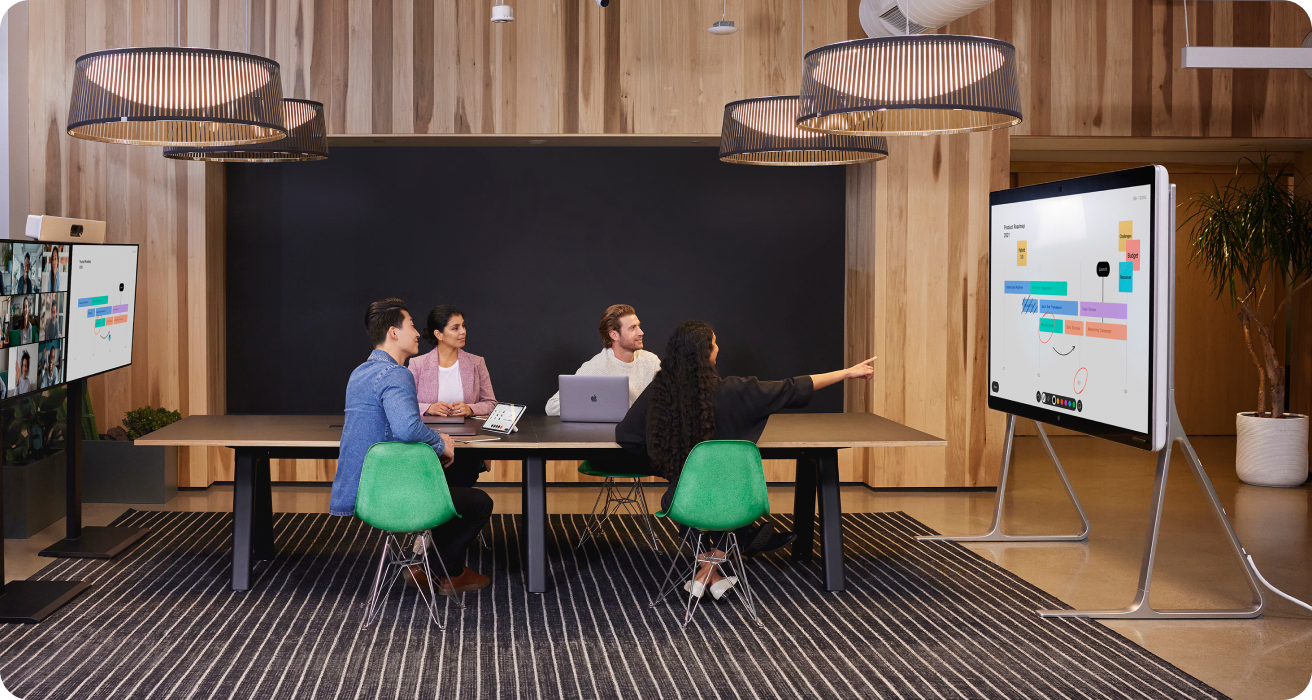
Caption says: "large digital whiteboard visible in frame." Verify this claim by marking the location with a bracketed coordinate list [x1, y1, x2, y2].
[65, 243, 138, 382]
[988, 166, 1169, 450]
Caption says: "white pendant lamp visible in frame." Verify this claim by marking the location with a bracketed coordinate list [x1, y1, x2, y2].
[796, 33, 1022, 136]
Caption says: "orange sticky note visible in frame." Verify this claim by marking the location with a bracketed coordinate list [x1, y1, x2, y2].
[1064, 320, 1084, 336]
[1118, 221, 1133, 252]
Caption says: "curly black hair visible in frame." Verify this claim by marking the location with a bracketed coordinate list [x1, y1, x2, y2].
[646, 321, 719, 480]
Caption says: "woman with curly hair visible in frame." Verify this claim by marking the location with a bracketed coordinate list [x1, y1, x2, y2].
[617, 321, 874, 599]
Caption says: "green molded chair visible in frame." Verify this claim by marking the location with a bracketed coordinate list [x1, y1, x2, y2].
[356, 441, 465, 630]
[576, 461, 662, 551]
[648, 440, 770, 627]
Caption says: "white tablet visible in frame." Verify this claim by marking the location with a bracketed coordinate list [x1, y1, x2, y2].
[483, 402, 527, 434]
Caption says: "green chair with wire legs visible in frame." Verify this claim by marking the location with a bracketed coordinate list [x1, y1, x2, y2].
[356, 441, 465, 631]
[648, 440, 770, 627]
[575, 461, 662, 551]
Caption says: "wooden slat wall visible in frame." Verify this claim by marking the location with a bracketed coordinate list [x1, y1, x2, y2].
[844, 132, 1012, 488]
[242, 0, 849, 136]
[26, 0, 231, 488]
[943, 0, 1311, 138]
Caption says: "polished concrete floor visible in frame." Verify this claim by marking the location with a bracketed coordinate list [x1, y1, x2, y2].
[5, 435, 1311, 699]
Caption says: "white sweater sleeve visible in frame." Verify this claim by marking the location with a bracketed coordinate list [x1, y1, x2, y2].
[544, 352, 605, 416]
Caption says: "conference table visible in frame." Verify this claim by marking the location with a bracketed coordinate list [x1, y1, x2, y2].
[136, 413, 944, 594]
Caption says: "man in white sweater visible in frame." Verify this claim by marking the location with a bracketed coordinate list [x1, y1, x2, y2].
[545, 304, 661, 416]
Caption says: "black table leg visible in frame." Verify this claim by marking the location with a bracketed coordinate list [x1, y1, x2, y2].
[524, 455, 547, 593]
[816, 450, 846, 591]
[791, 457, 817, 562]
[253, 451, 274, 560]
[232, 447, 256, 591]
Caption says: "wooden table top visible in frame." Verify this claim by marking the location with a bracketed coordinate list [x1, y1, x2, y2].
[134, 412, 946, 449]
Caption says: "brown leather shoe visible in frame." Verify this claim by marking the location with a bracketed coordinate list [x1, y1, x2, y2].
[401, 564, 430, 591]
[437, 566, 491, 596]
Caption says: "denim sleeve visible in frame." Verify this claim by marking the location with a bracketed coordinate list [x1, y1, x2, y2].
[380, 368, 446, 454]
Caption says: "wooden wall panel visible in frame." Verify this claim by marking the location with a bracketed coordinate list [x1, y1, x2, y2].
[844, 132, 1010, 488]
[26, 0, 229, 487]
[945, 0, 1310, 138]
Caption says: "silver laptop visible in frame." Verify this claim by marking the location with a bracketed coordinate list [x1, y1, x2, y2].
[559, 375, 629, 422]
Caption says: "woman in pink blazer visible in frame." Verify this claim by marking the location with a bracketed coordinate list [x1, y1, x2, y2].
[409, 304, 498, 486]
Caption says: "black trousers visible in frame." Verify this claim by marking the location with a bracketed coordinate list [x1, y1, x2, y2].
[443, 452, 486, 489]
[429, 485, 493, 575]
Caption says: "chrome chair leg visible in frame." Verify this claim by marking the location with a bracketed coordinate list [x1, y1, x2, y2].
[361, 533, 394, 629]
[579, 477, 664, 551]
[724, 533, 763, 628]
[681, 533, 710, 627]
[649, 528, 694, 606]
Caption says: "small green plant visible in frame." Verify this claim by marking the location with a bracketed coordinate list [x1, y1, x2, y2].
[1187, 153, 1312, 418]
[123, 406, 181, 440]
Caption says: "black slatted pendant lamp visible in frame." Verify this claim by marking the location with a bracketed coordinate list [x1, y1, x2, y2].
[164, 98, 328, 162]
[161, 0, 327, 163]
[719, 0, 887, 166]
[796, 32, 1022, 136]
[67, 0, 285, 148]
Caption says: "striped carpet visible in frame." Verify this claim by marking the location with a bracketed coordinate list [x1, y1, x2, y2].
[0, 510, 1224, 700]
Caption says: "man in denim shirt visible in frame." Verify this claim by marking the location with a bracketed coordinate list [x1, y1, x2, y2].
[331, 298, 492, 595]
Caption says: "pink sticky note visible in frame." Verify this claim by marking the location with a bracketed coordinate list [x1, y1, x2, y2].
[1125, 239, 1141, 271]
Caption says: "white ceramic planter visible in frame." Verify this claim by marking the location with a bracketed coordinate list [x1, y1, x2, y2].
[1235, 412, 1310, 487]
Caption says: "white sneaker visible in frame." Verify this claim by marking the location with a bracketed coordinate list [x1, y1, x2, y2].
[709, 576, 738, 600]
[683, 580, 706, 599]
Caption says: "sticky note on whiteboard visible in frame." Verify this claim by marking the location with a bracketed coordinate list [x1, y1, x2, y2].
[1017, 240, 1027, 266]
[1125, 239, 1141, 271]
[1119, 262, 1134, 292]
[1118, 221, 1133, 251]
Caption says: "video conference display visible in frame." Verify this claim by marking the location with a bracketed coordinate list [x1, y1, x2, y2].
[0, 242, 71, 399]
[0, 241, 138, 400]
[988, 166, 1167, 449]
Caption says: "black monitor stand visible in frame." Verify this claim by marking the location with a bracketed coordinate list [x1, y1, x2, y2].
[37, 378, 149, 559]
[0, 384, 90, 623]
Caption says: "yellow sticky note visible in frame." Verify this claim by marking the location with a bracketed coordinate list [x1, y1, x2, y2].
[1118, 221, 1133, 251]
[1016, 240, 1027, 266]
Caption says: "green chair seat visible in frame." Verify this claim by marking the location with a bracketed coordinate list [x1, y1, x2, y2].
[356, 442, 461, 533]
[655, 440, 768, 532]
[578, 460, 651, 480]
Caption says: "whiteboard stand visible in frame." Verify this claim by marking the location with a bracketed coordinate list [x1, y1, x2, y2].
[1039, 183, 1265, 619]
[917, 413, 1091, 542]
[1038, 397, 1265, 618]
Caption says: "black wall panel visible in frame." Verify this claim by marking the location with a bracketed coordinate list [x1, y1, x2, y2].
[226, 147, 846, 415]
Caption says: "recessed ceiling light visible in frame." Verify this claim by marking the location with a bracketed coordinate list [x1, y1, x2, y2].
[528, 139, 548, 144]
[690, 140, 701, 143]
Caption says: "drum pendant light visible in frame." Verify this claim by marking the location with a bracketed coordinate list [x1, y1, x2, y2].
[718, 0, 887, 166]
[163, 98, 328, 162]
[796, 34, 1022, 136]
[67, 47, 286, 148]
[719, 96, 887, 165]
[67, 0, 285, 147]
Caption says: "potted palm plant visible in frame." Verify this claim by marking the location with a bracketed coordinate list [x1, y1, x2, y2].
[1189, 154, 1312, 487]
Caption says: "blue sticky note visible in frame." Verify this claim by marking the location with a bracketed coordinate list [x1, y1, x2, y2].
[1118, 262, 1133, 293]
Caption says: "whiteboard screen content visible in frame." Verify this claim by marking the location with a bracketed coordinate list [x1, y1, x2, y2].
[65, 244, 139, 382]
[987, 166, 1169, 450]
